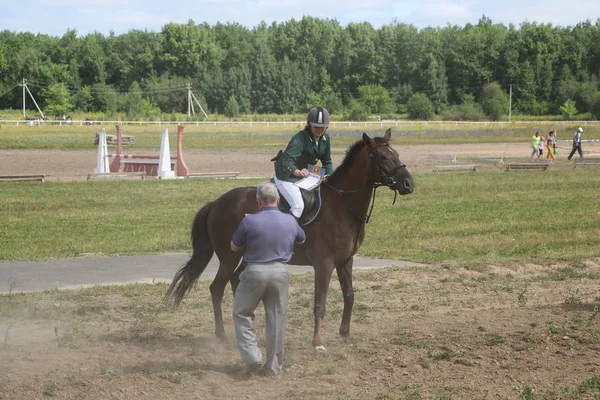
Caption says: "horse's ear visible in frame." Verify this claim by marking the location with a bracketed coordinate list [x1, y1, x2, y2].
[362, 133, 372, 147]
[383, 128, 391, 142]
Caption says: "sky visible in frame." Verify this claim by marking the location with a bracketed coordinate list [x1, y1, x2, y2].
[0, 0, 599, 37]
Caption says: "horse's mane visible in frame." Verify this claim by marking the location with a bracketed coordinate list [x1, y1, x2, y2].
[326, 136, 389, 186]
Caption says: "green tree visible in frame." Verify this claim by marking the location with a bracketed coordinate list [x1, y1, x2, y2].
[74, 85, 94, 112]
[122, 81, 145, 119]
[419, 55, 448, 113]
[344, 99, 369, 121]
[224, 95, 240, 118]
[407, 93, 435, 120]
[560, 99, 578, 120]
[42, 83, 73, 117]
[390, 84, 413, 113]
[356, 84, 393, 115]
[591, 92, 600, 120]
[90, 83, 118, 114]
[440, 94, 485, 121]
[481, 82, 508, 120]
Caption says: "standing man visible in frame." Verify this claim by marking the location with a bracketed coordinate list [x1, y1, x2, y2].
[231, 181, 306, 377]
[568, 127, 583, 160]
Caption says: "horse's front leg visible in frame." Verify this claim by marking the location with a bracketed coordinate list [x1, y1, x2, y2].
[312, 260, 335, 352]
[336, 257, 354, 337]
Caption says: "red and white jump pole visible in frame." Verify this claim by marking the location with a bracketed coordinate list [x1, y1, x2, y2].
[98, 125, 189, 178]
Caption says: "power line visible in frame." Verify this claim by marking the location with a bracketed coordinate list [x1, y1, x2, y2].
[25, 81, 188, 95]
[0, 85, 18, 98]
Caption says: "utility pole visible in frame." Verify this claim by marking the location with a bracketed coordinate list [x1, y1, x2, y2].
[508, 83, 512, 122]
[186, 83, 192, 118]
[20, 78, 26, 118]
[17, 78, 45, 119]
[185, 83, 208, 120]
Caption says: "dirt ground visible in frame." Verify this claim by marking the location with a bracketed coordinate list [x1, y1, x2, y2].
[1, 260, 600, 399]
[3, 142, 599, 180]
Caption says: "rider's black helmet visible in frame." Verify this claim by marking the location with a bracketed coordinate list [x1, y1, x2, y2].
[307, 107, 330, 128]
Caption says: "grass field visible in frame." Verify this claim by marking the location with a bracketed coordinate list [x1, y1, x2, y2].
[1, 169, 598, 264]
[1, 121, 599, 150]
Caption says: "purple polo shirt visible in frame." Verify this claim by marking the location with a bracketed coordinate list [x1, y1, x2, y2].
[231, 206, 306, 263]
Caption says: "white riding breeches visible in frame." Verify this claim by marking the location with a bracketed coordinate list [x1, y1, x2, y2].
[273, 176, 304, 218]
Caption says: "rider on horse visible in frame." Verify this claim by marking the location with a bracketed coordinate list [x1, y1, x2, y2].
[273, 107, 334, 220]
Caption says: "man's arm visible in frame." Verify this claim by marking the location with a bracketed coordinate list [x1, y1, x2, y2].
[231, 219, 246, 252]
[295, 225, 306, 244]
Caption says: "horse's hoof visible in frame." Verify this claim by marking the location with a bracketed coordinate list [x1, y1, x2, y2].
[314, 345, 327, 353]
[339, 328, 350, 337]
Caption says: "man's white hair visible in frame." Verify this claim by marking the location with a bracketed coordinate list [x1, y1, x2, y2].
[256, 181, 279, 204]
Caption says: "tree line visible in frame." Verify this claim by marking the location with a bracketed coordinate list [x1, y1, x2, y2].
[1, 16, 600, 120]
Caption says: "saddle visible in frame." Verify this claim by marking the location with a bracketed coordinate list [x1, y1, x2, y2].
[269, 177, 322, 226]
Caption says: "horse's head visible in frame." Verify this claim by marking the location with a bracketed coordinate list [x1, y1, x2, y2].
[362, 129, 414, 195]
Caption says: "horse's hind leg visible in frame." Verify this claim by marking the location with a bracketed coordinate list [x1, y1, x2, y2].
[210, 258, 240, 340]
[336, 257, 354, 337]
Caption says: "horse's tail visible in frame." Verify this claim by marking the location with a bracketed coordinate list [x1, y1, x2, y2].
[165, 202, 215, 307]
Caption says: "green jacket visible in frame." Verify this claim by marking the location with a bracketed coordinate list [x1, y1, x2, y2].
[274, 129, 333, 182]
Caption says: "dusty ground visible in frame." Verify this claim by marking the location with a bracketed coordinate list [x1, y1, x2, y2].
[3, 142, 599, 180]
[1, 260, 600, 399]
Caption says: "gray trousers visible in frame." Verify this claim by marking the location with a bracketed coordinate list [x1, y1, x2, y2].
[568, 144, 583, 160]
[233, 262, 289, 375]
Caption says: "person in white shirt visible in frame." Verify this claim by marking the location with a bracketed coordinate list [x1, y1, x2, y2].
[567, 127, 583, 160]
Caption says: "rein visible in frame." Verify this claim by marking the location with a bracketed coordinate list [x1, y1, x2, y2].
[323, 142, 405, 224]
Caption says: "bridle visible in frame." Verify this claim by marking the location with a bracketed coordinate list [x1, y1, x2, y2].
[323, 142, 407, 224]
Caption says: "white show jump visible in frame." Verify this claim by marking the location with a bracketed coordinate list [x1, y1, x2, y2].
[94, 125, 189, 178]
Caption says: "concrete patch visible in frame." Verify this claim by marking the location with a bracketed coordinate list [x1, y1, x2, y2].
[0, 254, 424, 293]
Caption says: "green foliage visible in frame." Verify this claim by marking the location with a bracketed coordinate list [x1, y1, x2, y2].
[1, 18, 600, 118]
[440, 103, 485, 121]
[591, 92, 600, 120]
[42, 83, 73, 117]
[90, 83, 118, 115]
[481, 82, 508, 121]
[407, 93, 435, 120]
[343, 99, 369, 121]
[390, 84, 413, 113]
[356, 84, 394, 115]
[224, 95, 240, 118]
[560, 99, 578, 120]
[74, 85, 93, 113]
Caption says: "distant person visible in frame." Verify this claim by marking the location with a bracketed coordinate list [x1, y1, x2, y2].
[567, 127, 583, 160]
[231, 181, 306, 377]
[538, 136, 545, 158]
[531, 132, 541, 158]
[546, 130, 556, 160]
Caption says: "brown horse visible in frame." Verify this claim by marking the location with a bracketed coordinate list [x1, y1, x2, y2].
[165, 129, 414, 351]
